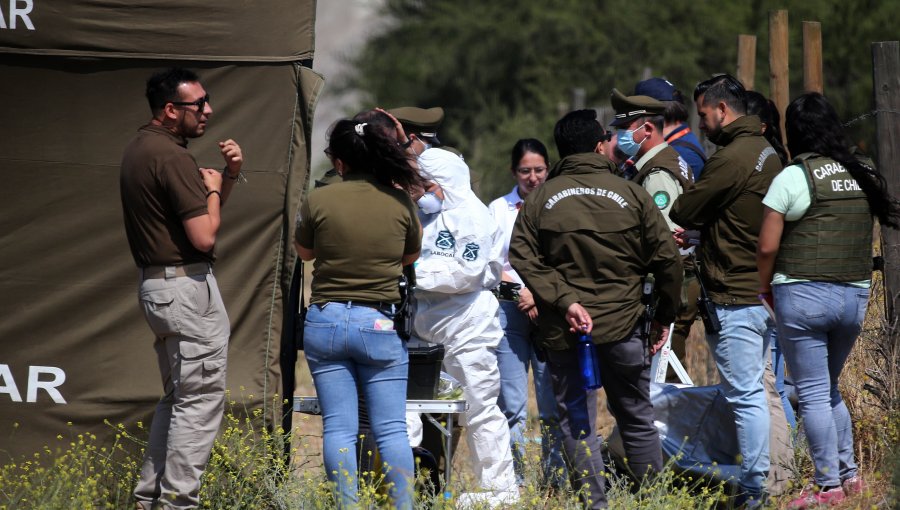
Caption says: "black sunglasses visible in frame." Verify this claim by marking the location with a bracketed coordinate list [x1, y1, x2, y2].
[170, 94, 210, 111]
[600, 131, 613, 142]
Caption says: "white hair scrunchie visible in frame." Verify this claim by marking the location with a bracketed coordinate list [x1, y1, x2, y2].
[354, 123, 367, 136]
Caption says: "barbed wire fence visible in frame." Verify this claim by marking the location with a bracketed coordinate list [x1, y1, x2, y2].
[843, 108, 900, 127]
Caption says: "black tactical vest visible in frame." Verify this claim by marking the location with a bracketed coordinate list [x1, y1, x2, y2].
[775, 153, 873, 281]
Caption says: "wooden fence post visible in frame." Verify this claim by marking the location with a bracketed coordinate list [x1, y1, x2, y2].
[571, 87, 586, 110]
[873, 41, 900, 331]
[769, 10, 790, 137]
[737, 35, 757, 90]
[803, 21, 823, 93]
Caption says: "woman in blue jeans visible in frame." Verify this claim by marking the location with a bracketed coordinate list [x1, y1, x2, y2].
[488, 139, 565, 485]
[757, 93, 900, 509]
[294, 119, 423, 509]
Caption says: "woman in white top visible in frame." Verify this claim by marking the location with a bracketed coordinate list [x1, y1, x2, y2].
[488, 138, 565, 486]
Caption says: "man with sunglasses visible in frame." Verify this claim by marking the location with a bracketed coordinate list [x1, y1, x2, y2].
[120, 67, 243, 510]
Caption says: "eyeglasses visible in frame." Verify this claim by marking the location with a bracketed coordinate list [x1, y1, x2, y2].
[600, 132, 613, 142]
[515, 166, 548, 175]
[170, 94, 210, 111]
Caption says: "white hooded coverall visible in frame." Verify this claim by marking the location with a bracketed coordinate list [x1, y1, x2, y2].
[411, 147, 517, 492]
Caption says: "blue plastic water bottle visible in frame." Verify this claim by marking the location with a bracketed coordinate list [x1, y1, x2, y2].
[577, 333, 602, 390]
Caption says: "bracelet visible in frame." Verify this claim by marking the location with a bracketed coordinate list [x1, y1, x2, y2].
[206, 190, 222, 200]
[224, 169, 247, 184]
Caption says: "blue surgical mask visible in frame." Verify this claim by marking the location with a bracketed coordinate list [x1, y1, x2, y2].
[417, 191, 443, 214]
[616, 123, 647, 157]
[415, 141, 432, 159]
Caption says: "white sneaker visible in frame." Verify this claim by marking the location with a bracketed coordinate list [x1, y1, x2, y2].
[492, 490, 520, 506]
[456, 489, 520, 509]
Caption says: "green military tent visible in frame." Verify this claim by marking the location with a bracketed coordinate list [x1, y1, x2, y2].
[0, 0, 322, 458]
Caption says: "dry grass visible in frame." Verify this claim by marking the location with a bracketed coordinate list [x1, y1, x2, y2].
[292, 255, 898, 507]
[290, 321, 720, 492]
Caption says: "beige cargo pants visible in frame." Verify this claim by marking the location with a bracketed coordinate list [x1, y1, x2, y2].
[133, 268, 229, 510]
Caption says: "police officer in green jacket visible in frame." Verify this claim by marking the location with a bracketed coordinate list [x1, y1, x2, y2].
[610, 88, 698, 380]
[669, 74, 782, 508]
[509, 109, 682, 509]
[610, 89, 693, 200]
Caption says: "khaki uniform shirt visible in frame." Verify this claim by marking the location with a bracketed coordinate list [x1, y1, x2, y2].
[670, 115, 782, 305]
[509, 153, 682, 349]
[634, 143, 693, 232]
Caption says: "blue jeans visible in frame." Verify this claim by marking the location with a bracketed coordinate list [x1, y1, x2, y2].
[707, 304, 772, 496]
[770, 333, 797, 430]
[304, 303, 414, 509]
[773, 282, 866, 487]
[497, 301, 565, 485]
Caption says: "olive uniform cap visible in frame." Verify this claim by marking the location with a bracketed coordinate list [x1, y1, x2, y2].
[388, 106, 444, 138]
[609, 88, 666, 128]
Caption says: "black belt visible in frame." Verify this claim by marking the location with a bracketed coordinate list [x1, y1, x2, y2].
[330, 300, 398, 313]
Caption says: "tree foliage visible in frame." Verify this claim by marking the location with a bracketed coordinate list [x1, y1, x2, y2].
[345, 0, 895, 200]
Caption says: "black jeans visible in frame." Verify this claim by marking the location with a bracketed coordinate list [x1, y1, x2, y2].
[546, 323, 662, 509]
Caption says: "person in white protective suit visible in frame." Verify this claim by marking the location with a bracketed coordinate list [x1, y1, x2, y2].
[409, 142, 519, 506]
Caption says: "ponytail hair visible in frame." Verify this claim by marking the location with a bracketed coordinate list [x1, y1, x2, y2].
[327, 119, 423, 193]
[786, 92, 900, 228]
[746, 91, 788, 165]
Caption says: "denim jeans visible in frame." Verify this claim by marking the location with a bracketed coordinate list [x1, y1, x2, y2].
[770, 332, 797, 430]
[304, 302, 414, 509]
[707, 304, 771, 496]
[773, 282, 866, 487]
[497, 300, 566, 485]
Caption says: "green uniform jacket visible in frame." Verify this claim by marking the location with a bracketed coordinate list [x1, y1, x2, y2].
[509, 153, 682, 350]
[670, 115, 782, 305]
